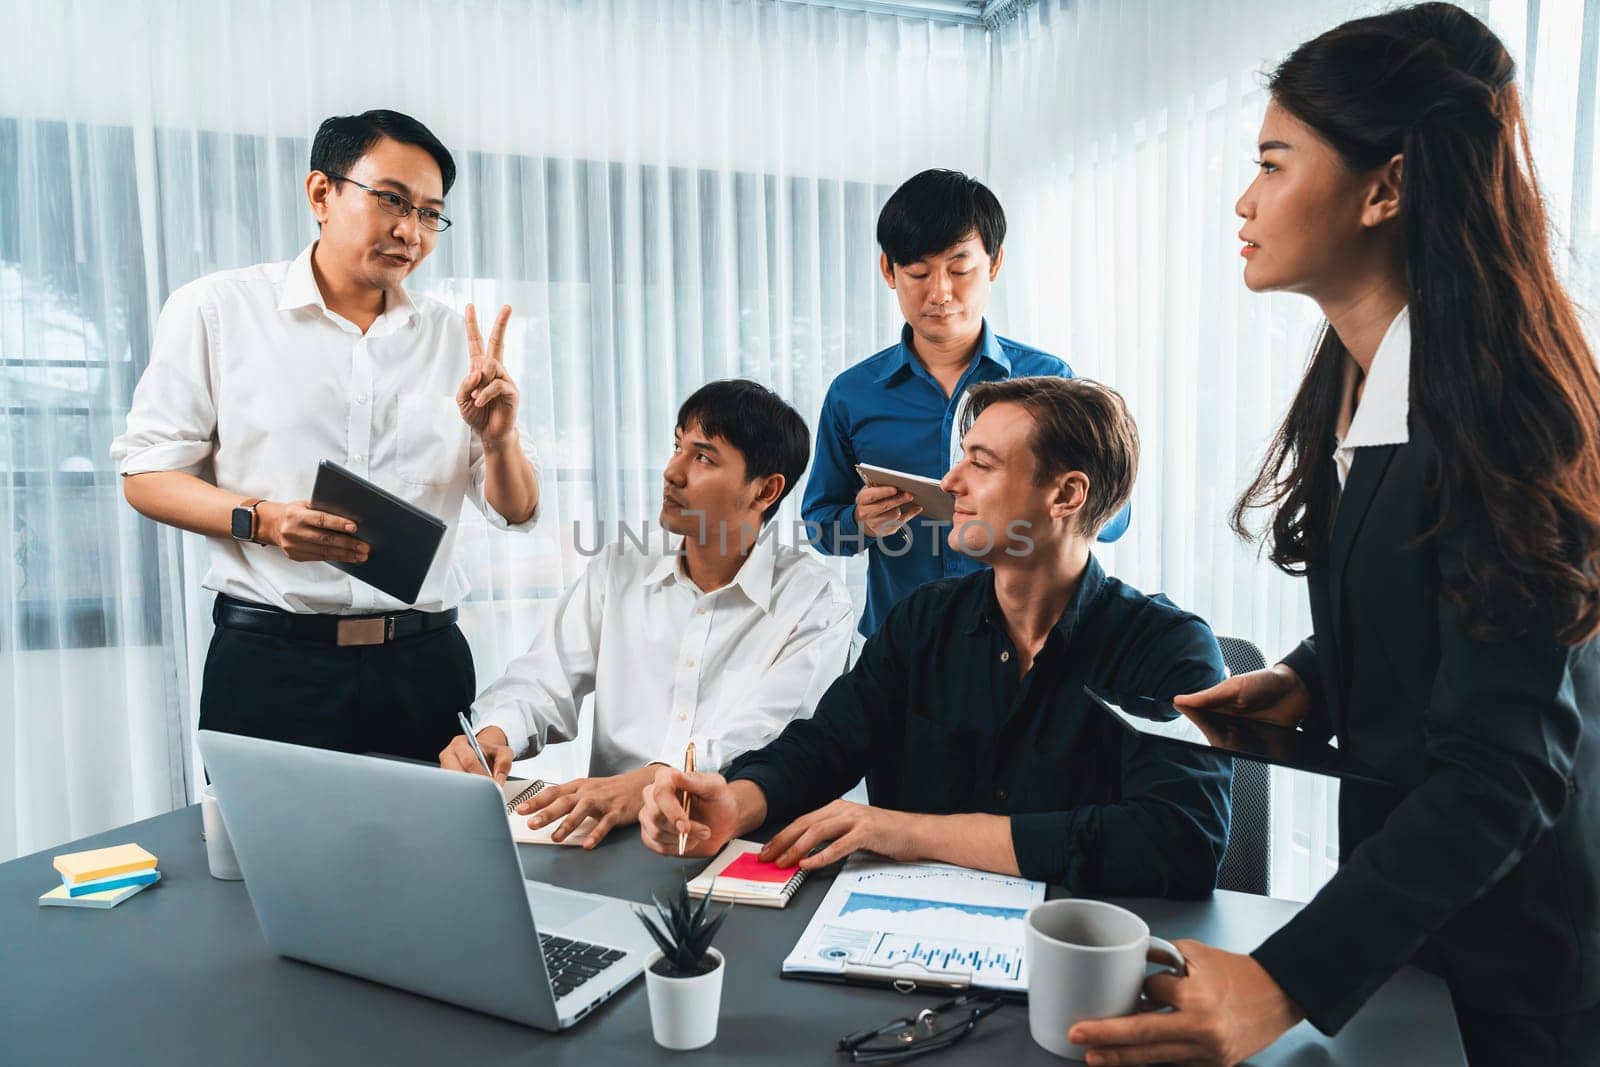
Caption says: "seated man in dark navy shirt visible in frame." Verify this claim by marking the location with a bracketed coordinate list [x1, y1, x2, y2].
[638, 377, 1231, 897]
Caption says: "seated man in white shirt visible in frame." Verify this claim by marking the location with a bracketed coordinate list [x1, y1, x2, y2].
[112, 109, 540, 762]
[439, 379, 854, 847]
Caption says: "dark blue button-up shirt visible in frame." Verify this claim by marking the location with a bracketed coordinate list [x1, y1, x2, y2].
[801, 321, 1131, 636]
[725, 556, 1232, 896]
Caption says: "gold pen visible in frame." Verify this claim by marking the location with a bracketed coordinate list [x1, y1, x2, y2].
[677, 741, 696, 856]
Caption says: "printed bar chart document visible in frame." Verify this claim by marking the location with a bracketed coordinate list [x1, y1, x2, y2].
[782, 856, 1044, 995]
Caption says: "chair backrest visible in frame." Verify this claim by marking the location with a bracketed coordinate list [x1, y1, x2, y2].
[1213, 635, 1272, 895]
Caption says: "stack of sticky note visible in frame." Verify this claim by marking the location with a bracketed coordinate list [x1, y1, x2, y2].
[687, 838, 807, 908]
[40, 843, 161, 909]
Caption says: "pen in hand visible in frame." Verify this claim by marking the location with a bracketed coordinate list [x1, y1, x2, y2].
[677, 741, 696, 857]
[458, 711, 495, 778]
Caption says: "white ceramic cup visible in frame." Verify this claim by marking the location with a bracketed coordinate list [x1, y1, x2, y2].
[200, 784, 243, 881]
[643, 948, 725, 1050]
[1025, 899, 1187, 1060]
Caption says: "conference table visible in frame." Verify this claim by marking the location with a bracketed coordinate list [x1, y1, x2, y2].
[2, 805, 1464, 1064]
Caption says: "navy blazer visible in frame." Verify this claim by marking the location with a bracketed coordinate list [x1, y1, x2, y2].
[1252, 424, 1600, 1034]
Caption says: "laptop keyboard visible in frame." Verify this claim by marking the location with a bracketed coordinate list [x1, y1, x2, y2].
[539, 933, 627, 999]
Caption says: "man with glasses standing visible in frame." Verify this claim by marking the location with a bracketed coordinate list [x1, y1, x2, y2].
[112, 110, 540, 761]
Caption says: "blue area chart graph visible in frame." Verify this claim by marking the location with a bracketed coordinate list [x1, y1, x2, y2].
[840, 892, 1028, 923]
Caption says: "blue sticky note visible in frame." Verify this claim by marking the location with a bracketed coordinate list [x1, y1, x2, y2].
[64, 869, 160, 897]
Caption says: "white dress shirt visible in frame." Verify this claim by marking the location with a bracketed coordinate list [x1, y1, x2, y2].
[470, 532, 854, 777]
[110, 243, 539, 614]
[1334, 306, 1412, 489]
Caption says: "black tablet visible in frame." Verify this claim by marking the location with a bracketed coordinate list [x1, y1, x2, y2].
[1085, 686, 1392, 786]
[309, 460, 448, 605]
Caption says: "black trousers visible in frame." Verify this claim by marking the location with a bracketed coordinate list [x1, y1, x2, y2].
[199, 619, 475, 763]
[1455, 992, 1600, 1066]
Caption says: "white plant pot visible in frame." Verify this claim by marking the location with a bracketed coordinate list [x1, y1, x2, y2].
[644, 947, 725, 1051]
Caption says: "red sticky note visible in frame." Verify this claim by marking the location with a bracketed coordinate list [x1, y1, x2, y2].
[722, 851, 800, 883]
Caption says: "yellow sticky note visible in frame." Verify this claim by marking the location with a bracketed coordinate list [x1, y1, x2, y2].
[52, 843, 158, 885]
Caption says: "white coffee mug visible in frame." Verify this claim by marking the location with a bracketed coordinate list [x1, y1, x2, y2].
[200, 784, 243, 880]
[1025, 898, 1187, 1060]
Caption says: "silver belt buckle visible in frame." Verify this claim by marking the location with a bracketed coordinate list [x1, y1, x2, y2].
[336, 617, 388, 647]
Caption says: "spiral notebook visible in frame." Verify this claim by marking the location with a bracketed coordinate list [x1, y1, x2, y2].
[500, 778, 595, 846]
[686, 839, 807, 908]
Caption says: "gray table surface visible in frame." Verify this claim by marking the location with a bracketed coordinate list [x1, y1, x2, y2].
[0, 806, 1464, 1065]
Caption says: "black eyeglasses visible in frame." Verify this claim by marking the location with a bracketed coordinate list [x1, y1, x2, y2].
[837, 993, 1003, 1062]
[325, 173, 452, 232]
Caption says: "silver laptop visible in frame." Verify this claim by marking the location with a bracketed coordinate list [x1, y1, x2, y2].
[198, 730, 655, 1030]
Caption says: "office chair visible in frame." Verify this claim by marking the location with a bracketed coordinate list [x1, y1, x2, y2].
[1214, 635, 1273, 896]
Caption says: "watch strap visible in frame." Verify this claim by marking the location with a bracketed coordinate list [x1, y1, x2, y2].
[236, 498, 264, 543]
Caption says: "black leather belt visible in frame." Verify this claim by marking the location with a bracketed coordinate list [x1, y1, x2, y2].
[212, 594, 458, 647]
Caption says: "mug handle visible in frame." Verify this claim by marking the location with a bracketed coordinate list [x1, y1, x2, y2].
[1136, 937, 1188, 1013]
[1147, 936, 1188, 979]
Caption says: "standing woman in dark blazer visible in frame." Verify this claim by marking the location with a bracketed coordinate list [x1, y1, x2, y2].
[1072, 5, 1600, 1066]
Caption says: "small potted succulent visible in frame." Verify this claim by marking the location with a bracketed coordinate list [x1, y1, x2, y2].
[637, 880, 731, 1050]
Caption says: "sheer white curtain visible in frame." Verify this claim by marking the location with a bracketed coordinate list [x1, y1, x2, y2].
[7, 0, 1596, 883]
[0, 0, 989, 861]
[988, 0, 1600, 899]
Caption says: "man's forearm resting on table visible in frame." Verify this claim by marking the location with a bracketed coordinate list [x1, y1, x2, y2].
[728, 781, 1021, 875]
[902, 813, 1021, 874]
[481, 429, 539, 525]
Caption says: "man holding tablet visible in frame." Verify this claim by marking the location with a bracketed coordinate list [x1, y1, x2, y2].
[643, 378, 1231, 897]
[802, 169, 1130, 638]
[112, 110, 540, 761]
